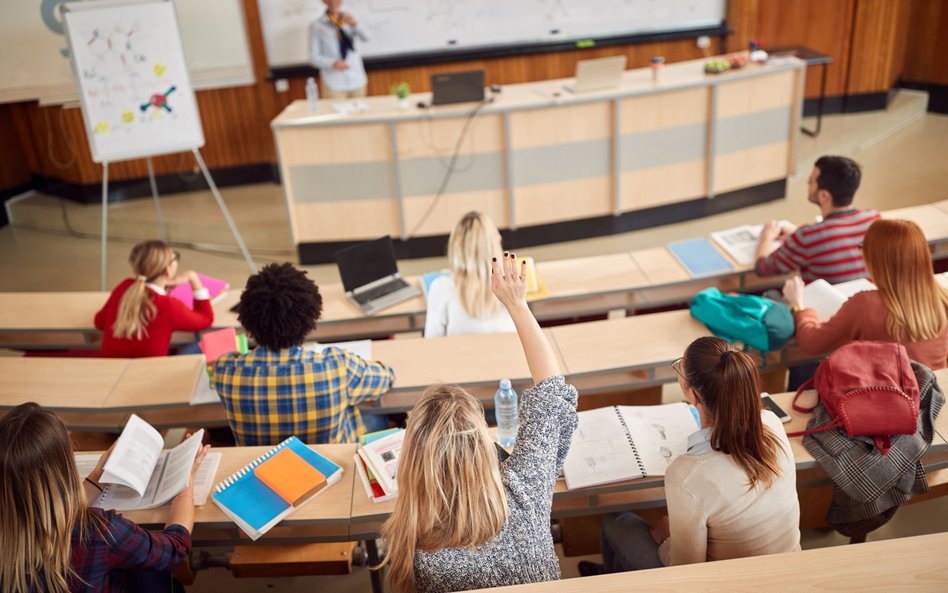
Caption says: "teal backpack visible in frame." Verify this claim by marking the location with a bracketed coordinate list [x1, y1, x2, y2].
[689, 287, 795, 353]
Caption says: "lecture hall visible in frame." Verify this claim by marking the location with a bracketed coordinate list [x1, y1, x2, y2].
[1, 0, 948, 592]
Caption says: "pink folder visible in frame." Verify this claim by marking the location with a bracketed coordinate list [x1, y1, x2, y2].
[169, 274, 229, 309]
[199, 327, 238, 363]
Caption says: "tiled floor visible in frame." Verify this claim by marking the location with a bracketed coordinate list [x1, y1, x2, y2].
[4, 90, 948, 591]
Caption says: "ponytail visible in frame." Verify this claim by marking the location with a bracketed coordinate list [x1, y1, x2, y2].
[112, 241, 175, 340]
[683, 337, 784, 489]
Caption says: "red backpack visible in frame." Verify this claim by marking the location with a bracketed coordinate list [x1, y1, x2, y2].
[787, 341, 920, 455]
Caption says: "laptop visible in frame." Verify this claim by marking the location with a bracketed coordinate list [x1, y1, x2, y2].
[563, 55, 627, 93]
[431, 70, 486, 105]
[334, 236, 421, 315]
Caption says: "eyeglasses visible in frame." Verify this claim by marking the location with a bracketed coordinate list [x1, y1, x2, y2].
[671, 358, 684, 378]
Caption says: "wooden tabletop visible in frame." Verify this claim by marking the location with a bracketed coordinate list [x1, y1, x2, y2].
[465, 531, 948, 593]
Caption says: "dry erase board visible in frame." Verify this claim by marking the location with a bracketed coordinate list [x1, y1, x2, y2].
[63, 0, 204, 163]
[258, 0, 726, 70]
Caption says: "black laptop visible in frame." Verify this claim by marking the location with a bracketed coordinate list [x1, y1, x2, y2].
[431, 70, 486, 105]
[334, 236, 421, 315]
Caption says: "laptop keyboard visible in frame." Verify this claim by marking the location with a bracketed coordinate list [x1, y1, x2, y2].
[353, 278, 410, 305]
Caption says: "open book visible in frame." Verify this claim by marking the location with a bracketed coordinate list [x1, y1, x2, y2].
[562, 403, 700, 490]
[74, 415, 220, 511]
[356, 429, 404, 498]
[802, 278, 876, 321]
[710, 222, 790, 266]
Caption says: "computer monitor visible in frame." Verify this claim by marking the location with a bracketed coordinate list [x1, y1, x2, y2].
[431, 70, 486, 105]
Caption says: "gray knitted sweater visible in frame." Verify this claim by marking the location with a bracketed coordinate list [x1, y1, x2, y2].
[414, 375, 579, 593]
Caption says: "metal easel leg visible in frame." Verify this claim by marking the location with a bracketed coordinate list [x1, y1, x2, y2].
[146, 157, 167, 241]
[191, 148, 257, 274]
[100, 161, 109, 291]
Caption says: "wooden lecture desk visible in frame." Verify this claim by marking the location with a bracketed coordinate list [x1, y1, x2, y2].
[272, 54, 807, 264]
[0, 308, 833, 428]
[5, 198, 948, 351]
[465, 532, 948, 593]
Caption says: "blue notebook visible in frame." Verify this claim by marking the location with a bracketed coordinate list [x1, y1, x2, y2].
[211, 436, 342, 540]
[667, 238, 734, 278]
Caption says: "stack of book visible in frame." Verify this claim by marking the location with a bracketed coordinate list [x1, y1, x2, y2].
[354, 428, 404, 503]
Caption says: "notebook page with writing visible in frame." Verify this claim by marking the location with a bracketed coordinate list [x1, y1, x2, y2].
[616, 402, 699, 476]
[562, 407, 645, 490]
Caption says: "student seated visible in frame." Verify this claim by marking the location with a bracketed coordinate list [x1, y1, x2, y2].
[783, 219, 948, 370]
[424, 211, 515, 338]
[379, 253, 579, 593]
[0, 402, 209, 593]
[211, 262, 394, 445]
[95, 240, 214, 357]
[584, 337, 800, 575]
[755, 155, 879, 284]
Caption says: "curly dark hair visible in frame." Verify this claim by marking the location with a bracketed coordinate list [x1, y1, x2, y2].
[237, 263, 323, 350]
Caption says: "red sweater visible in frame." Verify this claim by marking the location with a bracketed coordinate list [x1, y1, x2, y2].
[94, 278, 214, 358]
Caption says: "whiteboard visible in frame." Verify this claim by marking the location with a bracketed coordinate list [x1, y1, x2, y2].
[63, 0, 203, 163]
[259, 0, 727, 69]
[0, 0, 252, 104]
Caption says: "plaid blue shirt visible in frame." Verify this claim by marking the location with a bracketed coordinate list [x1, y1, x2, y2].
[211, 345, 394, 446]
[68, 508, 190, 593]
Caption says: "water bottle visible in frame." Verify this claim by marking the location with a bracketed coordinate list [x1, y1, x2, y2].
[495, 378, 518, 448]
[305, 77, 319, 113]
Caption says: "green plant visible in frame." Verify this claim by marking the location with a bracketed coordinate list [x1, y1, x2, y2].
[391, 82, 411, 99]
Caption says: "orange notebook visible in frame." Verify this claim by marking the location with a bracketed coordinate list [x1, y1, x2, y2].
[253, 448, 327, 507]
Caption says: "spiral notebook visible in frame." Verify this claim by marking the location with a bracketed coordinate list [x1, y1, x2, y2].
[211, 436, 342, 540]
[562, 403, 700, 490]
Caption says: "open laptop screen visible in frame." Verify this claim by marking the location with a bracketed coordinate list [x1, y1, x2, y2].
[334, 236, 399, 293]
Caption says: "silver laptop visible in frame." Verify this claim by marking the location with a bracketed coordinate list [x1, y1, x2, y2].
[335, 236, 421, 315]
[563, 55, 627, 93]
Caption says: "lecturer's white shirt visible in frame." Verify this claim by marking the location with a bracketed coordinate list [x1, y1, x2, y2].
[424, 275, 516, 338]
[308, 14, 369, 92]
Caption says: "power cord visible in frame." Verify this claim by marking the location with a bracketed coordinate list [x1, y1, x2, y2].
[408, 100, 486, 237]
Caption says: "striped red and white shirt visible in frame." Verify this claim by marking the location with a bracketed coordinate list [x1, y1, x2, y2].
[755, 209, 881, 284]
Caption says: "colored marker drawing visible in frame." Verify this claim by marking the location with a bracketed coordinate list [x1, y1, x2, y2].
[140, 85, 177, 113]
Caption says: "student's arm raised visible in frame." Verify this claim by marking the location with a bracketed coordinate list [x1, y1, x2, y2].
[491, 253, 578, 509]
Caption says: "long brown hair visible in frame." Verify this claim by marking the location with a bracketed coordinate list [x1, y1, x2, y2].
[377, 385, 507, 593]
[113, 240, 176, 340]
[862, 219, 948, 342]
[448, 212, 504, 319]
[0, 403, 95, 593]
[683, 337, 784, 488]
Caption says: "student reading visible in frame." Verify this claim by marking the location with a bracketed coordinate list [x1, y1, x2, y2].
[95, 240, 214, 358]
[584, 337, 800, 575]
[379, 252, 579, 593]
[424, 211, 515, 338]
[0, 403, 209, 593]
[783, 219, 948, 370]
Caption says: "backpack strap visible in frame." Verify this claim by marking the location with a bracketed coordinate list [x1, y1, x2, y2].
[785, 421, 840, 439]
[792, 378, 817, 413]
[874, 435, 893, 456]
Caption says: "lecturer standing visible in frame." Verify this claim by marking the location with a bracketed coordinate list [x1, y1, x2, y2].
[309, 0, 369, 98]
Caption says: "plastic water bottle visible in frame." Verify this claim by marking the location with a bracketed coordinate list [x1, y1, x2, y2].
[495, 379, 518, 448]
[305, 77, 319, 113]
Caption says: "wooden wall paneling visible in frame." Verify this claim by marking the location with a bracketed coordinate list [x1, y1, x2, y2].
[901, 0, 943, 83]
[725, 0, 760, 55]
[755, 0, 856, 99]
[0, 104, 33, 190]
[846, 0, 914, 94]
[935, 0, 948, 85]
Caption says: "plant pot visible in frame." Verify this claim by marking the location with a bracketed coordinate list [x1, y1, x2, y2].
[397, 97, 410, 109]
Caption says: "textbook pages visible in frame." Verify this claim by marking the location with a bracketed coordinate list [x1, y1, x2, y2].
[803, 278, 876, 321]
[82, 415, 217, 511]
[563, 403, 700, 490]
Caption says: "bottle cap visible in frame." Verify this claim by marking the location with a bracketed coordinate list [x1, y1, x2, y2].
[499, 378, 512, 390]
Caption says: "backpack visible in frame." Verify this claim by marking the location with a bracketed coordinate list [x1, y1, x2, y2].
[787, 341, 920, 456]
[689, 288, 795, 352]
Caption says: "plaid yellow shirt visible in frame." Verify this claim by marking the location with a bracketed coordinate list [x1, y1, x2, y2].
[211, 345, 394, 446]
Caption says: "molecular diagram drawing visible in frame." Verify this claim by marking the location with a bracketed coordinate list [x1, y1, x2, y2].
[140, 85, 177, 113]
[86, 24, 146, 67]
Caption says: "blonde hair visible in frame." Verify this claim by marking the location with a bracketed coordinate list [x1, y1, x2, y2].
[862, 219, 948, 342]
[113, 240, 176, 340]
[448, 212, 504, 319]
[0, 403, 97, 593]
[377, 385, 507, 593]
